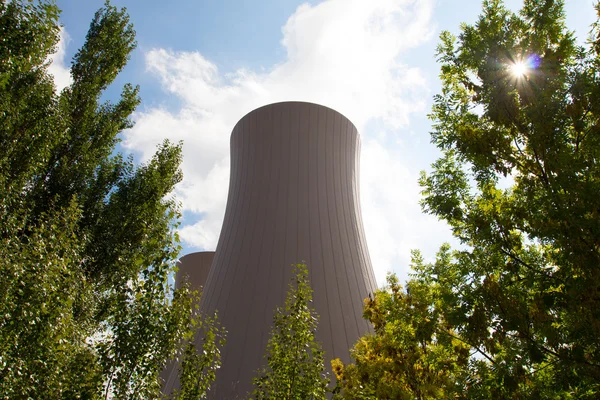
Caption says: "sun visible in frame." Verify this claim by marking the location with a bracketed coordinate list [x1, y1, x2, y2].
[510, 61, 528, 77]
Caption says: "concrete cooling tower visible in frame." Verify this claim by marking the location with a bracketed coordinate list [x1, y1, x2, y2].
[198, 101, 378, 398]
[174, 252, 215, 291]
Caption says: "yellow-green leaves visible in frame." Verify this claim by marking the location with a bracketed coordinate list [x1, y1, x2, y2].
[334, 273, 469, 400]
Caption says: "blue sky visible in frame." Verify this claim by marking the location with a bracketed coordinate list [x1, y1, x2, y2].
[51, 0, 597, 285]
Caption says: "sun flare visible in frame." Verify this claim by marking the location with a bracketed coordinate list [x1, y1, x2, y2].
[510, 61, 528, 77]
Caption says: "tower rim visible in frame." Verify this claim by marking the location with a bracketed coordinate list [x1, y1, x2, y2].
[232, 101, 359, 135]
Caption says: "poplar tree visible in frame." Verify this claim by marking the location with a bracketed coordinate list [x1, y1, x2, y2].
[252, 264, 329, 400]
[0, 1, 222, 398]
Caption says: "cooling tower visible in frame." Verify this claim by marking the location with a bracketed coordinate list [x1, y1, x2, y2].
[201, 101, 377, 398]
[161, 251, 215, 393]
[174, 251, 215, 291]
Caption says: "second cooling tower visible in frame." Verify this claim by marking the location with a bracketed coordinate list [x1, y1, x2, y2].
[201, 101, 377, 398]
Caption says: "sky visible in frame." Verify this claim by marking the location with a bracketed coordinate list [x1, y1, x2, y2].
[50, 0, 597, 286]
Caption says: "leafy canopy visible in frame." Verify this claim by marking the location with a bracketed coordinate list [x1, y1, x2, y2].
[332, 270, 470, 400]
[0, 1, 222, 398]
[336, 1, 600, 398]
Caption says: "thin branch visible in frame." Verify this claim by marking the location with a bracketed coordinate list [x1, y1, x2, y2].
[439, 330, 496, 365]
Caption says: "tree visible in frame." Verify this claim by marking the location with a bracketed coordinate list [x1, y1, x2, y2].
[337, 0, 600, 398]
[331, 269, 470, 400]
[0, 1, 222, 398]
[421, 0, 600, 396]
[251, 263, 330, 400]
[171, 309, 227, 400]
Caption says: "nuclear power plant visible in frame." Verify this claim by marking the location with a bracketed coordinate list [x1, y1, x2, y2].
[162, 101, 377, 398]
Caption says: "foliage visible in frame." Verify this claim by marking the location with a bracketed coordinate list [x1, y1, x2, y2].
[251, 263, 329, 400]
[337, 0, 600, 398]
[171, 308, 226, 400]
[331, 269, 470, 400]
[0, 1, 222, 398]
[421, 0, 600, 396]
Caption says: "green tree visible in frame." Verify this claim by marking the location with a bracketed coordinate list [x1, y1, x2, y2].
[420, 0, 600, 396]
[332, 269, 470, 400]
[337, 1, 600, 398]
[251, 263, 329, 400]
[171, 308, 227, 400]
[0, 1, 222, 398]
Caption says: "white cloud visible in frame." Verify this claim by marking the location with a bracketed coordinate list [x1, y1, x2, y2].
[124, 0, 449, 286]
[47, 27, 73, 92]
[360, 138, 456, 284]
